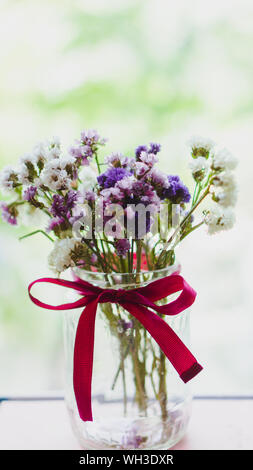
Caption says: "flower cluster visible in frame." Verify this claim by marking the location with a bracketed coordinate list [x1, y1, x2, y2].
[0, 130, 237, 274]
[188, 136, 237, 235]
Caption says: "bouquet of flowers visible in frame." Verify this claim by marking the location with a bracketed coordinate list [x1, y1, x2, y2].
[0, 131, 237, 272]
[0, 130, 237, 449]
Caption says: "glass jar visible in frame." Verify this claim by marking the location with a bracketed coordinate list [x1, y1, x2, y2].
[63, 264, 192, 450]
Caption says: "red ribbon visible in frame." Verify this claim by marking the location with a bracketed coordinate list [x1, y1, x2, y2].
[28, 274, 202, 421]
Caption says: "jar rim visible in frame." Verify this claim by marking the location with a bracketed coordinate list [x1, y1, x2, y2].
[72, 261, 180, 280]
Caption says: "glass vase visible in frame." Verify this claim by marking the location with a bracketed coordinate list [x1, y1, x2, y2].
[63, 264, 192, 450]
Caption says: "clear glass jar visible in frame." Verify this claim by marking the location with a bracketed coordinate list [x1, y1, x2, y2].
[63, 264, 192, 450]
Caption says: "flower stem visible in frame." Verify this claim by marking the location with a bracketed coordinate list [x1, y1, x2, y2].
[19, 230, 54, 242]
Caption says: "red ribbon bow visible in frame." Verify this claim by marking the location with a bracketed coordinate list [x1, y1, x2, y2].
[28, 274, 202, 421]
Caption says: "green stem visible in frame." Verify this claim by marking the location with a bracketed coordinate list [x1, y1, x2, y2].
[180, 220, 204, 242]
[155, 187, 210, 268]
[158, 349, 168, 421]
[94, 151, 101, 174]
[19, 230, 54, 243]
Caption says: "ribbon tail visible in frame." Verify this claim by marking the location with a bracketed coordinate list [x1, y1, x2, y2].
[121, 301, 202, 383]
[73, 299, 98, 422]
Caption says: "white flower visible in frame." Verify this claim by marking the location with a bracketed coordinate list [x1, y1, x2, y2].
[48, 238, 77, 273]
[135, 161, 149, 177]
[32, 137, 61, 164]
[40, 158, 73, 191]
[100, 186, 123, 200]
[215, 189, 237, 208]
[212, 171, 236, 189]
[189, 156, 210, 175]
[188, 135, 215, 152]
[204, 206, 235, 234]
[18, 163, 30, 185]
[0, 165, 19, 193]
[47, 136, 61, 160]
[148, 168, 169, 187]
[19, 153, 34, 165]
[79, 166, 97, 192]
[139, 151, 158, 167]
[212, 148, 237, 171]
[32, 141, 49, 164]
[211, 171, 237, 207]
[116, 175, 135, 191]
[105, 152, 134, 168]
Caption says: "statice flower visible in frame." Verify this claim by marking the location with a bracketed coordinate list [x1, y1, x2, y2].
[105, 152, 134, 169]
[204, 207, 235, 235]
[50, 190, 78, 218]
[212, 171, 236, 188]
[134, 162, 149, 177]
[47, 136, 61, 160]
[188, 135, 215, 158]
[162, 175, 191, 204]
[70, 129, 106, 165]
[82, 190, 96, 203]
[122, 179, 160, 207]
[100, 186, 124, 203]
[23, 186, 37, 202]
[212, 148, 237, 171]
[97, 167, 132, 189]
[135, 142, 161, 158]
[118, 318, 133, 332]
[0, 166, 19, 193]
[189, 156, 210, 181]
[149, 142, 161, 154]
[0, 202, 17, 225]
[46, 216, 66, 233]
[78, 166, 97, 192]
[48, 237, 78, 273]
[18, 163, 31, 185]
[115, 239, 130, 257]
[32, 141, 49, 167]
[147, 168, 169, 190]
[215, 190, 237, 208]
[40, 156, 76, 191]
[121, 428, 144, 449]
[139, 151, 158, 167]
[135, 145, 148, 159]
[211, 171, 237, 208]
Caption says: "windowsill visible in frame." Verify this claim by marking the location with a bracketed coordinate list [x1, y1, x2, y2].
[0, 396, 252, 450]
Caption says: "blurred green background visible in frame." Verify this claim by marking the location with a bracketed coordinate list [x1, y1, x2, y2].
[0, 0, 252, 395]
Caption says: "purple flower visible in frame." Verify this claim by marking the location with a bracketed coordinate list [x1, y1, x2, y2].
[69, 145, 89, 165]
[66, 189, 78, 208]
[148, 168, 168, 188]
[105, 152, 134, 169]
[50, 190, 78, 217]
[135, 145, 148, 159]
[149, 142, 161, 154]
[97, 168, 132, 189]
[139, 151, 158, 167]
[46, 216, 65, 233]
[83, 190, 96, 203]
[118, 318, 133, 331]
[162, 175, 191, 204]
[69, 129, 106, 166]
[125, 181, 160, 206]
[0, 202, 17, 225]
[135, 142, 161, 159]
[122, 429, 143, 449]
[23, 186, 37, 201]
[115, 238, 130, 257]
